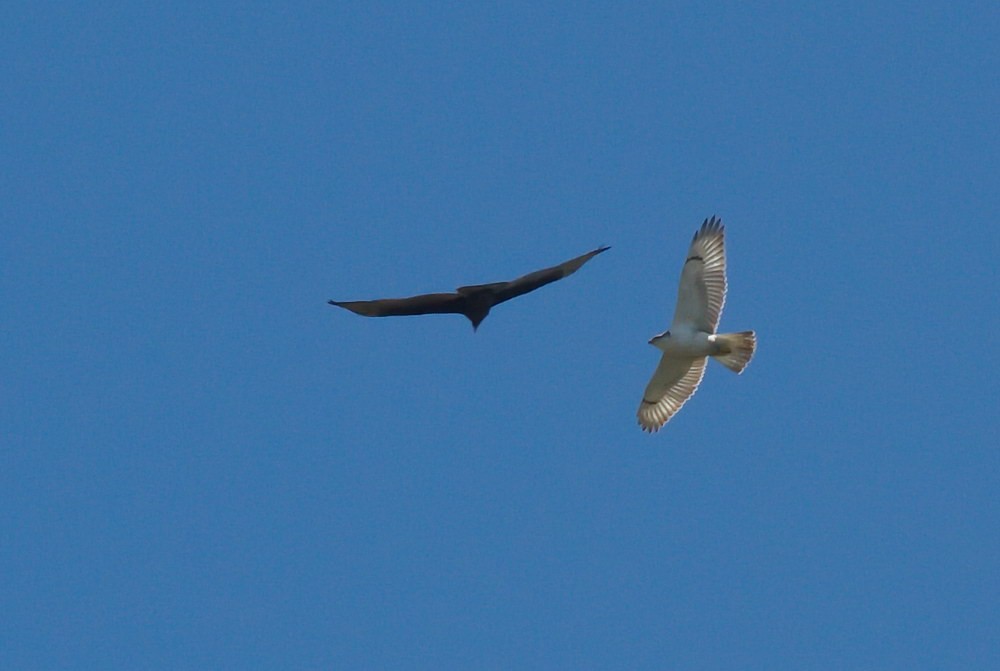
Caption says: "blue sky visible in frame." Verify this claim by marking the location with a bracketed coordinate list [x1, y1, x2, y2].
[3, 2, 998, 668]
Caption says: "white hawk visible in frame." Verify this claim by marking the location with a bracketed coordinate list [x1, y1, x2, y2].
[637, 216, 756, 432]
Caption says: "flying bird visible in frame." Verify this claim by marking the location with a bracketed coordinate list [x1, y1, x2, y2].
[637, 216, 756, 432]
[329, 245, 610, 330]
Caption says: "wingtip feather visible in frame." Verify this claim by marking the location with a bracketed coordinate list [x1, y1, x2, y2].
[697, 215, 724, 238]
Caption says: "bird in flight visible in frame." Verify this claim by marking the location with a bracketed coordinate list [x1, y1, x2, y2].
[329, 246, 609, 331]
[637, 216, 755, 432]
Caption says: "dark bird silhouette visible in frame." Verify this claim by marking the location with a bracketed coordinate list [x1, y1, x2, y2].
[328, 245, 610, 330]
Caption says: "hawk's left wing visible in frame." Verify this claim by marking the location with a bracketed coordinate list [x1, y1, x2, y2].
[670, 217, 727, 332]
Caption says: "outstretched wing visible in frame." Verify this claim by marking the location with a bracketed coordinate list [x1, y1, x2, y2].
[671, 217, 727, 332]
[637, 356, 707, 432]
[485, 245, 610, 305]
[328, 293, 465, 317]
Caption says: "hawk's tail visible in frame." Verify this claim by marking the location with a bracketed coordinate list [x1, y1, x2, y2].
[712, 331, 756, 373]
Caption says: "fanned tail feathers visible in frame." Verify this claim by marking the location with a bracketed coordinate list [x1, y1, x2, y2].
[712, 331, 756, 373]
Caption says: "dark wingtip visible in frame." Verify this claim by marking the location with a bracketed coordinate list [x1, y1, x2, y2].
[696, 215, 724, 239]
[582, 245, 611, 260]
[327, 300, 340, 306]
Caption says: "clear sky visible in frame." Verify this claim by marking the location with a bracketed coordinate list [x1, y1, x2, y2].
[3, 3, 998, 669]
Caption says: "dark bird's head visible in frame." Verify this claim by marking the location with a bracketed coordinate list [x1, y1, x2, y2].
[649, 330, 670, 346]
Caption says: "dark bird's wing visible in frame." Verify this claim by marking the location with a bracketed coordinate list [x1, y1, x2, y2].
[328, 293, 465, 317]
[484, 245, 611, 305]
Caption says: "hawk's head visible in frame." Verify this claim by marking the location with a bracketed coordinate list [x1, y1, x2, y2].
[648, 330, 670, 345]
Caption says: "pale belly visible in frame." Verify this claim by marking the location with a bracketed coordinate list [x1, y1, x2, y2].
[656, 329, 717, 357]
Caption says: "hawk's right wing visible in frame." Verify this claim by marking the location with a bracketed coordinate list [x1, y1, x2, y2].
[637, 355, 707, 432]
